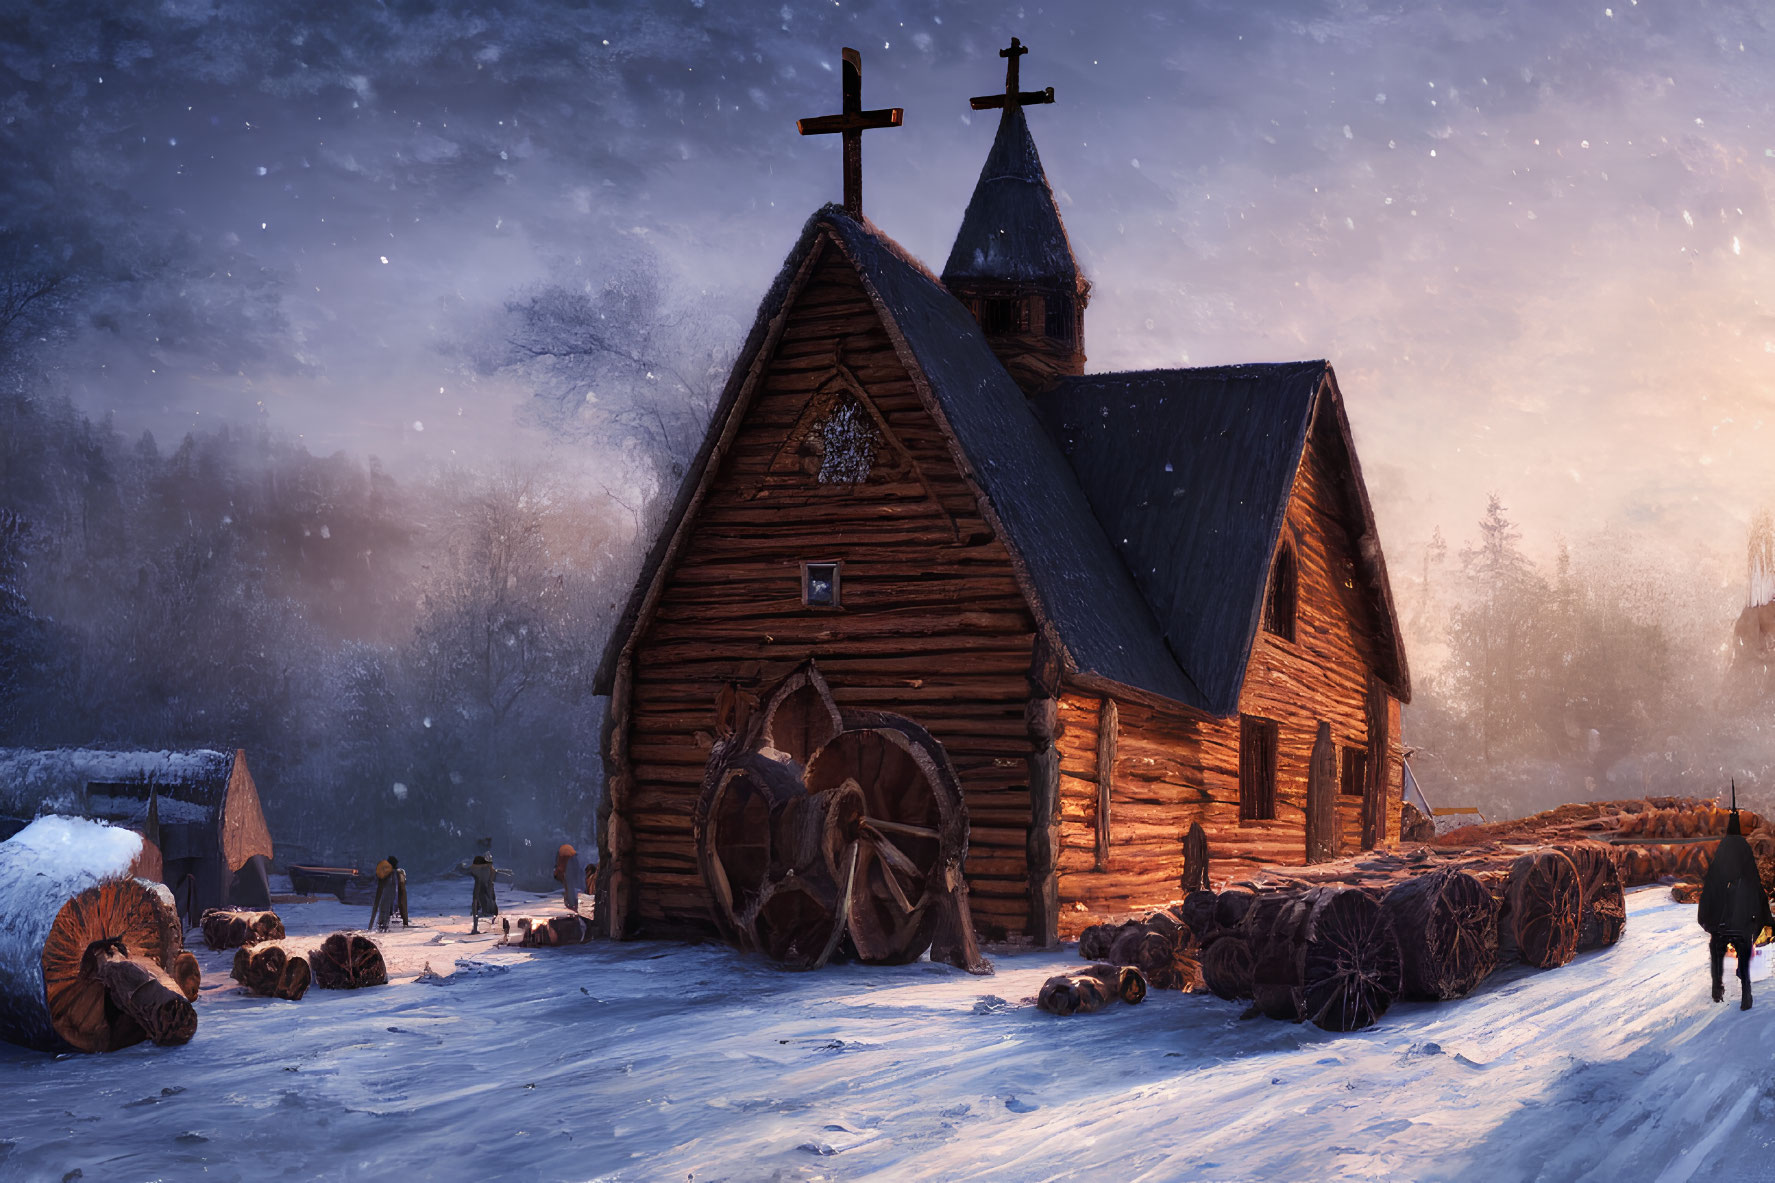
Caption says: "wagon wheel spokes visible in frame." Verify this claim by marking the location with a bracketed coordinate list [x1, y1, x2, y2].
[863, 818, 940, 840]
[812, 842, 861, 970]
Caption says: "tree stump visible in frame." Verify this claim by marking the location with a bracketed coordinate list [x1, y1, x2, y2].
[200, 909, 285, 951]
[1501, 849, 1581, 969]
[1381, 869, 1499, 1001]
[310, 932, 388, 989]
[230, 943, 312, 1001]
[0, 816, 196, 1053]
[1562, 841, 1627, 950]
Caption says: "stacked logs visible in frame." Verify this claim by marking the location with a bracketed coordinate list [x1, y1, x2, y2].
[200, 909, 286, 951]
[1086, 835, 1626, 1031]
[0, 816, 198, 1053]
[1433, 797, 1774, 892]
[1037, 964, 1148, 1015]
[310, 932, 388, 990]
[230, 943, 312, 1001]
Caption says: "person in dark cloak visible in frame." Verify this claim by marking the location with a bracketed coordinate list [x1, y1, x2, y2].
[370, 855, 407, 932]
[1698, 804, 1772, 1009]
[466, 853, 499, 935]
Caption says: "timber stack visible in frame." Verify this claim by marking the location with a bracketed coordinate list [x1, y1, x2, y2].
[1431, 797, 1775, 890]
[0, 816, 198, 1053]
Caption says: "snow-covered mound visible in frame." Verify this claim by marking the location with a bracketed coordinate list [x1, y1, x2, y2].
[0, 884, 1766, 1181]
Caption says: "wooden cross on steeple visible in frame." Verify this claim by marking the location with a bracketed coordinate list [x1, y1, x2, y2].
[796, 47, 903, 218]
[969, 37, 1055, 111]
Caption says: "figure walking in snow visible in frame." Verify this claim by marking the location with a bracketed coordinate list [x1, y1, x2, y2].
[1699, 790, 1771, 1010]
[554, 843, 587, 914]
[466, 853, 499, 934]
[370, 856, 409, 932]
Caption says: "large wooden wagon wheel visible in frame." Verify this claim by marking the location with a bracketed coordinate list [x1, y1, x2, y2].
[694, 661, 985, 972]
[804, 713, 968, 965]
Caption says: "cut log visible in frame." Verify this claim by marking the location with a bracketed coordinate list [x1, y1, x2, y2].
[229, 943, 312, 1001]
[1247, 887, 1402, 1031]
[0, 816, 192, 1053]
[1201, 934, 1254, 1001]
[1213, 888, 1256, 932]
[1037, 964, 1148, 1015]
[200, 909, 285, 951]
[83, 941, 197, 1047]
[1381, 869, 1499, 1002]
[1078, 923, 1115, 961]
[310, 932, 388, 990]
[1563, 840, 1627, 950]
[1179, 891, 1219, 942]
[1501, 849, 1581, 969]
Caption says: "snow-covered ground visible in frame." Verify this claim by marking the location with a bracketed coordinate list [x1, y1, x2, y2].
[3, 883, 1774, 1182]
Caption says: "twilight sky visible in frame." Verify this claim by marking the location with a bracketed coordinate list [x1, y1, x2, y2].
[6, 0, 1775, 586]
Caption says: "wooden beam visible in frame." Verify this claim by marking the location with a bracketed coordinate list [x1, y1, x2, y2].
[1094, 696, 1117, 872]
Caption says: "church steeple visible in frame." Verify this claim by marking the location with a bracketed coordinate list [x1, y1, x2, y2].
[943, 39, 1088, 392]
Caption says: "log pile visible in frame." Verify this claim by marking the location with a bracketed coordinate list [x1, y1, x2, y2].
[1433, 797, 1775, 891]
[230, 943, 312, 1001]
[200, 909, 285, 951]
[1247, 887, 1402, 1031]
[0, 816, 198, 1053]
[1037, 964, 1148, 1015]
[309, 932, 388, 990]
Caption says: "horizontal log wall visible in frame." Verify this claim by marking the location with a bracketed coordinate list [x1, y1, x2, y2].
[1053, 397, 1402, 935]
[619, 236, 1036, 939]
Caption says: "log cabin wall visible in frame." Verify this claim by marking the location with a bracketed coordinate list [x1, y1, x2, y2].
[1051, 400, 1400, 935]
[615, 237, 1038, 940]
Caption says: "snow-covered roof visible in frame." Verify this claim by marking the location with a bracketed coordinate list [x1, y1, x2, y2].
[0, 748, 234, 820]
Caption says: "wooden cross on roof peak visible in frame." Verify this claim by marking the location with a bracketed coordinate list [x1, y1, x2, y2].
[796, 47, 904, 219]
[970, 37, 1055, 112]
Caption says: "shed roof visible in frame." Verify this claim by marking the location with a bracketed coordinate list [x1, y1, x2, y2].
[940, 106, 1080, 290]
[0, 748, 234, 821]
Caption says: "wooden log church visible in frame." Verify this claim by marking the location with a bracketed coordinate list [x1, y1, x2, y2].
[593, 42, 1410, 947]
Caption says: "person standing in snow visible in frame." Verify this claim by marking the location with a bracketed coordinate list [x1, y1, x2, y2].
[1698, 804, 1772, 1010]
[369, 855, 409, 932]
[465, 853, 499, 935]
[554, 843, 587, 914]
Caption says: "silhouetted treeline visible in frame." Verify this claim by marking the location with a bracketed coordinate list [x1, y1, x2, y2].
[1404, 496, 1768, 821]
[0, 389, 622, 876]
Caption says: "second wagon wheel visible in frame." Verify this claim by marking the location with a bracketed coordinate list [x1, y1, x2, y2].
[692, 751, 808, 950]
[804, 712, 969, 964]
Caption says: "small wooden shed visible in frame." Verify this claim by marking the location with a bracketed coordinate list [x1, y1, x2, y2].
[0, 747, 272, 920]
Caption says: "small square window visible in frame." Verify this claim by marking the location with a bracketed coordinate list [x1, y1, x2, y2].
[803, 561, 840, 608]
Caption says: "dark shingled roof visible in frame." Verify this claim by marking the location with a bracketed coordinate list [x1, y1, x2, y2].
[595, 206, 1203, 709]
[1033, 365, 1409, 715]
[941, 106, 1080, 288]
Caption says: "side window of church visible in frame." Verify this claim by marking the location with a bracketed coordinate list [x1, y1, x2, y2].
[1264, 540, 1297, 643]
[1239, 715, 1278, 821]
[1340, 747, 1367, 797]
[817, 396, 879, 485]
[803, 561, 840, 608]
